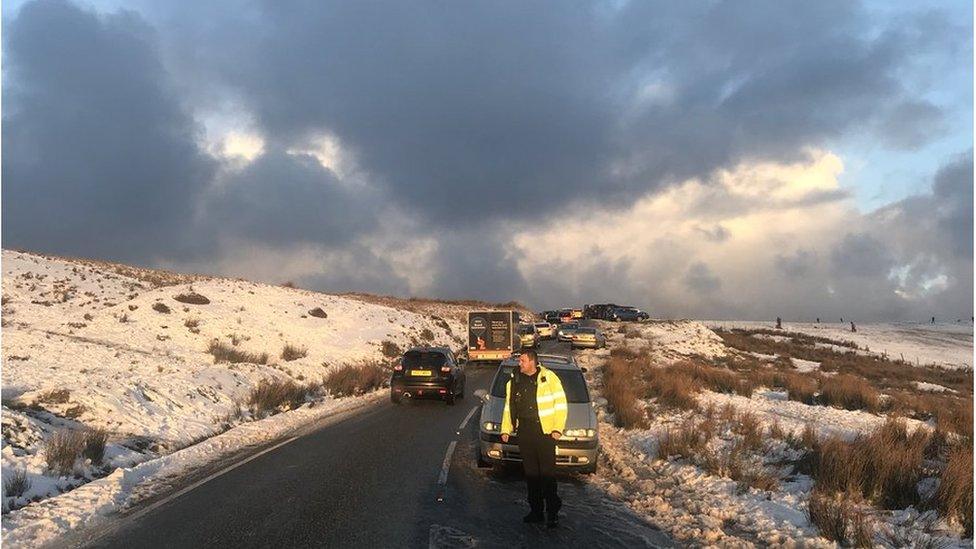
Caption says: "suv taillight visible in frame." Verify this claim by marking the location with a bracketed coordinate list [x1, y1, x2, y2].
[394, 364, 403, 371]
[440, 366, 451, 373]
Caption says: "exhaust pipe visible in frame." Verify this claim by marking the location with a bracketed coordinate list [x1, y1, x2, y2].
[402, 392, 412, 399]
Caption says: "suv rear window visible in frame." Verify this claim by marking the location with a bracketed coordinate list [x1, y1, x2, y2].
[402, 350, 447, 368]
[490, 367, 590, 403]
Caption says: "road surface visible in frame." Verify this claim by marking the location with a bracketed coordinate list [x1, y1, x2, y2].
[74, 336, 673, 548]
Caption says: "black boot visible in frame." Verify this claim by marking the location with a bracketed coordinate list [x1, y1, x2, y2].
[523, 511, 544, 524]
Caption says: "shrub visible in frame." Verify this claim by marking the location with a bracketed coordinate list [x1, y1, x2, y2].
[603, 356, 648, 428]
[323, 362, 389, 397]
[184, 318, 200, 329]
[419, 328, 435, 342]
[152, 302, 171, 314]
[381, 340, 402, 359]
[819, 374, 880, 412]
[45, 429, 86, 475]
[308, 307, 328, 319]
[280, 343, 308, 362]
[808, 490, 874, 547]
[41, 389, 71, 404]
[934, 446, 974, 537]
[680, 361, 755, 397]
[207, 340, 269, 364]
[83, 428, 109, 464]
[248, 379, 309, 415]
[3, 469, 31, 498]
[173, 292, 210, 305]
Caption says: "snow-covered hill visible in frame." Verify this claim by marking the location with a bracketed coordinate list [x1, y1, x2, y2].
[1, 249, 474, 539]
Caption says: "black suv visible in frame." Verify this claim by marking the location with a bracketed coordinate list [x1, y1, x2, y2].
[391, 347, 466, 405]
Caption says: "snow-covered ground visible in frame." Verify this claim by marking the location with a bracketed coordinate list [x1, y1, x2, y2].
[578, 319, 972, 547]
[1, 249, 472, 546]
[708, 320, 974, 370]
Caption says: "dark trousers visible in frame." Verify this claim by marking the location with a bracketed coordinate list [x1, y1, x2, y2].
[518, 427, 561, 515]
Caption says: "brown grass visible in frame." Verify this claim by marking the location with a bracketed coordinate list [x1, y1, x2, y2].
[657, 418, 712, 459]
[45, 429, 86, 475]
[818, 374, 880, 412]
[82, 428, 109, 464]
[280, 343, 308, 362]
[734, 411, 764, 452]
[248, 379, 309, 415]
[811, 418, 929, 510]
[808, 490, 874, 547]
[934, 446, 974, 537]
[603, 355, 648, 428]
[419, 328, 435, 342]
[645, 366, 700, 411]
[207, 340, 269, 364]
[152, 302, 171, 314]
[323, 362, 390, 397]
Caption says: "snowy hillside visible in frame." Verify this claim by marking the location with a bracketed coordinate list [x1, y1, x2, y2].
[1, 249, 471, 540]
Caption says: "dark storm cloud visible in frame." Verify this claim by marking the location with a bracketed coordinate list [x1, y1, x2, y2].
[877, 101, 947, 150]
[158, 0, 953, 228]
[203, 150, 379, 247]
[2, 0, 216, 261]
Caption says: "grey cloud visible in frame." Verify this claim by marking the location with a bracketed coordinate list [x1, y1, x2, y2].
[775, 249, 818, 278]
[2, 0, 216, 262]
[684, 262, 722, 294]
[877, 101, 946, 150]
[830, 233, 895, 278]
[204, 150, 379, 247]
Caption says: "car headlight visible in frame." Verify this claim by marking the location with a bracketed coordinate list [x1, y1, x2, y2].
[563, 428, 597, 438]
[483, 421, 501, 433]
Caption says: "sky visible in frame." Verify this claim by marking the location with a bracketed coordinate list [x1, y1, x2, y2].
[2, 0, 973, 320]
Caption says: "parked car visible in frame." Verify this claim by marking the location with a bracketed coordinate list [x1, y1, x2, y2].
[557, 321, 580, 342]
[390, 347, 466, 405]
[570, 327, 606, 349]
[557, 309, 574, 324]
[475, 354, 605, 473]
[583, 303, 621, 320]
[544, 311, 560, 324]
[609, 306, 649, 322]
[534, 322, 555, 340]
[516, 324, 538, 349]
[571, 308, 583, 319]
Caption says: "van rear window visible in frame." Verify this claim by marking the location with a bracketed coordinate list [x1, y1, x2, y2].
[402, 351, 447, 368]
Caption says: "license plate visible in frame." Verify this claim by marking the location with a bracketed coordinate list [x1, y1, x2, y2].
[410, 370, 432, 376]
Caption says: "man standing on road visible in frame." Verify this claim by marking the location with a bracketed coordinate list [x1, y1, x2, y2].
[500, 349, 568, 528]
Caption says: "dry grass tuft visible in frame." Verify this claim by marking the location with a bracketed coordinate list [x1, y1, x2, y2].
[603, 355, 648, 428]
[323, 362, 389, 397]
[280, 343, 308, 362]
[248, 379, 309, 415]
[934, 446, 974, 537]
[381, 340, 402, 359]
[45, 429, 86, 475]
[173, 292, 210, 305]
[207, 340, 269, 365]
[82, 428, 109, 464]
[657, 418, 711, 459]
[645, 366, 700, 411]
[734, 411, 764, 452]
[808, 490, 874, 547]
[819, 374, 880, 412]
[3, 469, 31, 498]
[152, 302, 171, 314]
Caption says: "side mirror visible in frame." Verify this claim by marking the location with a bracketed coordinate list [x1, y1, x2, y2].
[580, 367, 588, 373]
[474, 389, 488, 401]
[593, 397, 608, 407]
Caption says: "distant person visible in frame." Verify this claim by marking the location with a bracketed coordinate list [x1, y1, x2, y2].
[816, 317, 820, 324]
[776, 317, 782, 330]
[850, 321, 856, 333]
[500, 349, 567, 528]
[932, 316, 936, 324]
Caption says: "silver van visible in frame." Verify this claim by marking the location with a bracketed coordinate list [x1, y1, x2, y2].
[475, 354, 604, 474]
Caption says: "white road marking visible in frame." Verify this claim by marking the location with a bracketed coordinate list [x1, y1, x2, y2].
[456, 405, 479, 434]
[121, 435, 301, 524]
[437, 440, 458, 486]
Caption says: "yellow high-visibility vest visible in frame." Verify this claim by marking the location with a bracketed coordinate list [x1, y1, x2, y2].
[500, 366, 568, 436]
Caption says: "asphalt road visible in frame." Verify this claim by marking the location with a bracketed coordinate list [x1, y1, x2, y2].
[78, 336, 673, 548]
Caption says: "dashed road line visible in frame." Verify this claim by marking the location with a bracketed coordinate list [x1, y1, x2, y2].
[456, 405, 479, 434]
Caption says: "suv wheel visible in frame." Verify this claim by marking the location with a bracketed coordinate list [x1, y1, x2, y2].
[446, 391, 456, 405]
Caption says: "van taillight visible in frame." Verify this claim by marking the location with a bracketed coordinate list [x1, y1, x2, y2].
[440, 366, 451, 373]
